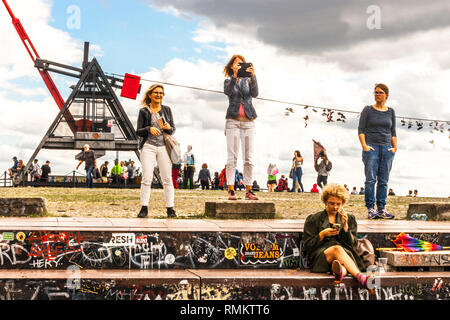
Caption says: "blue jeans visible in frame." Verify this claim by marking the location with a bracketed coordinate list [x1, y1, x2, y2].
[86, 166, 95, 188]
[291, 167, 304, 192]
[362, 145, 395, 209]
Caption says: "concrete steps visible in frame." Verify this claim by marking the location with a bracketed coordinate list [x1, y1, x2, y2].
[0, 217, 449, 300]
[1, 269, 449, 300]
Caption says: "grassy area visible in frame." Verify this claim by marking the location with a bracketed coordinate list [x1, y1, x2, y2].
[1, 187, 449, 220]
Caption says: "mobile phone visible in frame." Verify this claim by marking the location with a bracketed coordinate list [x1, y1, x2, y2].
[332, 223, 341, 232]
[237, 62, 253, 78]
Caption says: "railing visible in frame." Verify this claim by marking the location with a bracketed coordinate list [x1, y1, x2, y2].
[20, 170, 163, 189]
[0, 171, 12, 187]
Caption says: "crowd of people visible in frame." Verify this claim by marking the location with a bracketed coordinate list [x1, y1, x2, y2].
[8, 156, 51, 183]
[7, 54, 401, 224]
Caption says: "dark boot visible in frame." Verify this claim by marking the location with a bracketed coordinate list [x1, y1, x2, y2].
[167, 207, 177, 218]
[137, 206, 148, 218]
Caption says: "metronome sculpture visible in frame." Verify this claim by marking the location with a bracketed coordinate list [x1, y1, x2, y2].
[24, 42, 142, 178]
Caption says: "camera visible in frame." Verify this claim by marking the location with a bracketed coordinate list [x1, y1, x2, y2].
[237, 62, 253, 78]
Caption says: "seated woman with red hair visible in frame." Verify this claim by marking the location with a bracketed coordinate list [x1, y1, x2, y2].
[303, 183, 372, 288]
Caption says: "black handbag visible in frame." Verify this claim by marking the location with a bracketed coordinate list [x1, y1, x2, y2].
[289, 160, 295, 179]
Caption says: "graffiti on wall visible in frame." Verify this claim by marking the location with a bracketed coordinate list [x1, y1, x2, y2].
[0, 231, 301, 270]
[0, 279, 198, 300]
[201, 281, 450, 300]
[1, 278, 448, 300]
[0, 230, 448, 270]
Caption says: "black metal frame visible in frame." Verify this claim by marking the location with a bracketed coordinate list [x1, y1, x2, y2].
[19, 42, 159, 186]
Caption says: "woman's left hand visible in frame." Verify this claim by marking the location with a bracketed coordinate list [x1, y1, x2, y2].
[339, 209, 349, 231]
[388, 147, 397, 153]
[247, 65, 255, 77]
[162, 122, 171, 130]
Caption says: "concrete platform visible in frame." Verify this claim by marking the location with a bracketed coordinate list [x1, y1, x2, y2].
[0, 198, 47, 217]
[205, 201, 276, 219]
[0, 269, 449, 300]
[381, 250, 450, 268]
[408, 202, 450, 221]
[1, 217, 450, 233]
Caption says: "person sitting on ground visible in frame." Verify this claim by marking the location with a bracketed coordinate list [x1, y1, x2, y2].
[358, 187, 365, 195]
[252, 180, 260, 192]
[388, 188, 396, 196]
[100, 161, 109, 183]
[276, 174, 288, 192]
[310, 183, 320, 193]
[413, 189, 418, 197]
[303, 183, 371, 288]
[8, 156, 18, 177]
[234, 169, 244, 191]
[350, 187, 358, 195]
[406, 190, 413, 197]
[237, 172, 245, 191]
[111, 159, 123, 184]
[212, 172, 220, 190]
[16, 160, 24, 176]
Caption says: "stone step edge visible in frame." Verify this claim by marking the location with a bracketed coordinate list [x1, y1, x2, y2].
[1, 218, 450, 233]
[1, 269, 449, 282]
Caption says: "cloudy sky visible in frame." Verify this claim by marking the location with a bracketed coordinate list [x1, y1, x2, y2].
[0, 0, 449, 198]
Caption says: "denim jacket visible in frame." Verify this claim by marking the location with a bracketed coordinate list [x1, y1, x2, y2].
[224, 76, 258, 120]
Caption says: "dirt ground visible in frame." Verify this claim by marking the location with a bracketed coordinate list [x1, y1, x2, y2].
[1, 187, 448, 220]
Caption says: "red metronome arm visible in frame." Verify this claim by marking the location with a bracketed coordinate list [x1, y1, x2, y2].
[2, 0, 77, 134]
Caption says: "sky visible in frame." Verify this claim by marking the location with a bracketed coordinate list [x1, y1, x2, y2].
[0, 0, 449, 198]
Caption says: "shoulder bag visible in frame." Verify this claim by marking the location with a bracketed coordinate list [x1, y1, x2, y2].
[150, 110, 181, 164]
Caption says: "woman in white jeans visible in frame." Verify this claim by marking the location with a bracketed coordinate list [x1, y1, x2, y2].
[136, 84, 176, 218]
[223, 54, 259, 200]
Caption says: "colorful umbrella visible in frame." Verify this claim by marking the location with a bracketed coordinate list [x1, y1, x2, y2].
[377, 232, 450, 252]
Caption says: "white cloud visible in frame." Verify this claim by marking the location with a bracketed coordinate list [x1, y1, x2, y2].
[127, 18, 450, 198]
[0, 0, 97, 173]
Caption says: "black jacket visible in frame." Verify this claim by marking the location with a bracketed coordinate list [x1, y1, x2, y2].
[136, 105, 176, 150]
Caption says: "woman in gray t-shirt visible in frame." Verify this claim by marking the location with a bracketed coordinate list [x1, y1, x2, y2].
[358, 83, 397, 220]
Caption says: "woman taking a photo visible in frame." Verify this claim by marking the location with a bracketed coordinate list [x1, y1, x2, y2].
[358, 83, 397, 220]
[303, 183, 371, 288]
[223, 54, 259, 200]
[136, 84, 176, 218]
